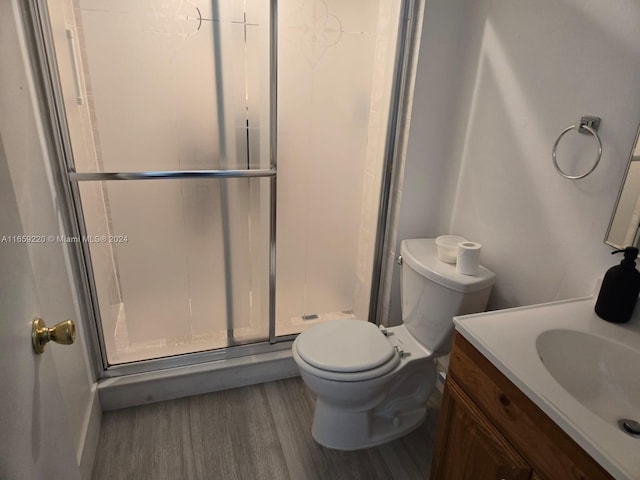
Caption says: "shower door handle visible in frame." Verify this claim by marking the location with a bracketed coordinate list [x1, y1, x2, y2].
[69, 168, 276, 182]
[65, 28, 85, 105]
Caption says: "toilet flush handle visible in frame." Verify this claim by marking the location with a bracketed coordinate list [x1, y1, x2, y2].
[396, 255, 403, 265]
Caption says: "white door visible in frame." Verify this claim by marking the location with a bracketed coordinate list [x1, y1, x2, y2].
[0, 1, 81, 478]
[0, 139, 80, 480]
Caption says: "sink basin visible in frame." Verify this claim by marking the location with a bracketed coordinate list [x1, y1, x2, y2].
[536, 329, 640, 426]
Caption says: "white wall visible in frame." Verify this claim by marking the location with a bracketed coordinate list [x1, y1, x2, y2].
[388, 0, 640, 321]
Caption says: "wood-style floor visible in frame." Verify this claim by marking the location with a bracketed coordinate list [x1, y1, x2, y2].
[92, 376, 440, 480]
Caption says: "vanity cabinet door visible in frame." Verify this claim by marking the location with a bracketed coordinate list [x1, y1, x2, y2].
[431, 377, 532, 480]
[447, 333, 613, 480]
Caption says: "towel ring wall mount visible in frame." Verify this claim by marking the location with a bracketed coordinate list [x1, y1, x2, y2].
[552, 116, 602, 180]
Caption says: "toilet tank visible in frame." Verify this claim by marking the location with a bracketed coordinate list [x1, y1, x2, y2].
[400, 238, 496, 356]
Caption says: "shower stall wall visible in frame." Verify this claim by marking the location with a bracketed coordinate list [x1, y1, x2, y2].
[41, 0, 405, 369]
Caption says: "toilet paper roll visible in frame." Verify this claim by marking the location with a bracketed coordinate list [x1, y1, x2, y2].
[456, 241, 481, 276]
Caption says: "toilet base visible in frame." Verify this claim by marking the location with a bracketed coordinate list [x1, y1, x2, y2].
[311, 400, 428, 450]
[309, 362, 436, 450]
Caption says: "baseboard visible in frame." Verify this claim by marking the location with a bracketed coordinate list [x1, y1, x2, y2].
[98, 349, 299, 411]
[79, 385, 102, 480]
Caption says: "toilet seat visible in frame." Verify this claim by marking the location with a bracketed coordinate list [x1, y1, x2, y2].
[294, 320, 401, 382]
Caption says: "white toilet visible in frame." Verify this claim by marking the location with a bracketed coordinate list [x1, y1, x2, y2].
[292, 238, 496, 450]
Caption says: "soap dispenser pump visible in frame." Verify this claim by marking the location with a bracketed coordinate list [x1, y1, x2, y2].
[595, 246, 640, 323]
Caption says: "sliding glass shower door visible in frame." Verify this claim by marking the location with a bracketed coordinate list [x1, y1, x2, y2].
[47, 0, 274, 364]
[275, 0, 403, 335]
[40, 0, 408, 370]
[77, 178, 271, 364]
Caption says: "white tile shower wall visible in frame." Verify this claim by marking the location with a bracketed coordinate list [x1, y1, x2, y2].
[388, 0, 640, 322]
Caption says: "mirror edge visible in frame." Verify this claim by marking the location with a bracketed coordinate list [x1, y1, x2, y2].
[604, 125, 640, 249]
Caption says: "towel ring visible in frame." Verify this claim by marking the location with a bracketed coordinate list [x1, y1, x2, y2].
[552, 116, 602, 180]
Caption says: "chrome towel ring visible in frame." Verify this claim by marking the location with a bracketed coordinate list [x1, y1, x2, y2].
[552, 116, 602, 180]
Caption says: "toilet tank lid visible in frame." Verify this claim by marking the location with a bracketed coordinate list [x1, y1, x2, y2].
[401, 238, 496, 293]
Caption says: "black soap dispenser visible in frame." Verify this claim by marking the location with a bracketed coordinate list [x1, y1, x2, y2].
[595, 246, 640, 323]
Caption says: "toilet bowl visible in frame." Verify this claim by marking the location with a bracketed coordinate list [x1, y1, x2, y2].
[292, 238, 496, 450]
[293, 321, 436, 450]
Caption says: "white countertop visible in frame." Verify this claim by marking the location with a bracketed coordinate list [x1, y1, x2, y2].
[454, 296, 640, 480]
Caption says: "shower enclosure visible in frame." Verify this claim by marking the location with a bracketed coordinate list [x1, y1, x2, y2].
[35, 0, 410, 372]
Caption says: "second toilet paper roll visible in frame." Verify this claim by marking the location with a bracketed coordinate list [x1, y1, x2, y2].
[456, 241, 481, 276]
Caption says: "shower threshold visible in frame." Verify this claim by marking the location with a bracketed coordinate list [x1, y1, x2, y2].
[98, 344, 298, 410]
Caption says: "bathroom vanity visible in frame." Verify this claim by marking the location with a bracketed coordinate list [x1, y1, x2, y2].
[431, 298, 640, 480]
[431, 332, 611, 479]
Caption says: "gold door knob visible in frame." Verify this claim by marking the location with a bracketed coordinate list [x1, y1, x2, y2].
[31, 318, 76, 354]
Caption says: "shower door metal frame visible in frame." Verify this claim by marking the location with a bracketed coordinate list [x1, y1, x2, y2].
[25, 0, 285, 377]
[368, 0, 417, 324]
[23, 0, 416, 378]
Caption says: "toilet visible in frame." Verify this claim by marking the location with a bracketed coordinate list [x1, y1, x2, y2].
[292, 238, 496, 450]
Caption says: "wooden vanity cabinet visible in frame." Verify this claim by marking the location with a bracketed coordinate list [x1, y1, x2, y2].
[430, 333, 613, 480]
[432, 375, 532, 479]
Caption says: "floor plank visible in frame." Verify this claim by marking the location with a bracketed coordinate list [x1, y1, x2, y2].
[92, 377, 440, 480]
[187, 385, 289, 480]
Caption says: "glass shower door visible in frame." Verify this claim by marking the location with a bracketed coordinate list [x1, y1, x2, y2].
[275, 0, 403, 335]
[76, 177, 271, 364]
[49, 0, 273, 364]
